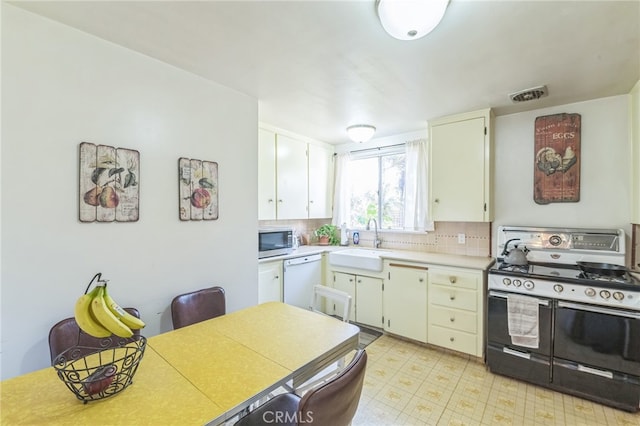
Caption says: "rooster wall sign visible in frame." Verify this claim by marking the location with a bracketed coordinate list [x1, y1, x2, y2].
[534, 113, 581, 204]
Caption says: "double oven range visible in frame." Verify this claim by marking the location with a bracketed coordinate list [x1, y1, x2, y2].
[487, 226, 640, 412]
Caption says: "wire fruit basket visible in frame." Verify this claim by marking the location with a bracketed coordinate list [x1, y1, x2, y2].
[52, 334, 146, 403]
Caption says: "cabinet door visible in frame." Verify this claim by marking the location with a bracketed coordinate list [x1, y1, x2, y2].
[332, 272, 356, 322]
[308, 144, 334, 219]
[355, 276, 383, 328]
[258, 128, 277, 220]
[276, 134, 309, 219]
[384, 264, 428, 342]
[430, 110, 491, 222]
[258, 261, 282, 303]
[631, 80, 640, 224]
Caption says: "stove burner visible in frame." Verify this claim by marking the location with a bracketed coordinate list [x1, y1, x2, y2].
[497, 262, 530, 274]
[579, 271, 636, 284]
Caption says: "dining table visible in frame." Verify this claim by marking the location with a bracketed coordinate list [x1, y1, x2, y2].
[0, 302, 360, 425]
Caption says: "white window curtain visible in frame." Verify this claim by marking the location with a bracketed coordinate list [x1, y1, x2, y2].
[403, 139, 434, 231]
[331, 152, 352, 227]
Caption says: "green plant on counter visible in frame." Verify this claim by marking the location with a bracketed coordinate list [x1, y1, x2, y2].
[314, 224, 339, 246]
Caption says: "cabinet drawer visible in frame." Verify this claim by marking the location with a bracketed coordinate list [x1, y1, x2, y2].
[428, 324, 477, 356]
[428, 305, 477, 333]
[429, 285, 477, 311]
[429, 269, 479, 290]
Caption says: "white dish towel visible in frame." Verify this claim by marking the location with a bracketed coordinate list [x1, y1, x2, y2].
[507, 294, 540, 349]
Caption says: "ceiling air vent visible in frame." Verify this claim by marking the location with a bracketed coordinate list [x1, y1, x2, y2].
[509, 85, 548, 103]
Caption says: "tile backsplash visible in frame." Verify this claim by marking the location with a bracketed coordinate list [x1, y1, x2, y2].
[259, 219, 492, 258]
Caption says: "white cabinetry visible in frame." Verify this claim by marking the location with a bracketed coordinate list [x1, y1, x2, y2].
[427, 266, 484, 357]
[356, 276, 383, 328]
[258, 261, 283, 303]
[258, 128, 277, 220]
[631, 81, 640, 224]
[332, 272, 356, 322]
[429, 108, 494, 222]
[258, 126, 334, 220]
[308, 144, 334, 219]
[276, 134, 308, 220]
[383, 261, 428, 343]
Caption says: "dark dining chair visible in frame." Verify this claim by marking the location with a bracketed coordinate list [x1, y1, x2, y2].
[170, 286, 226, 329]
[234, 349, 367, 426]
[48, 307, 141, 364]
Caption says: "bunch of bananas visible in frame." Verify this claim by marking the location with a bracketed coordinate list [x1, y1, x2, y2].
[74, 285, 145, 338]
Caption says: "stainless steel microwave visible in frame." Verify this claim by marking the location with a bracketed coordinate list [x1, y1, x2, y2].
[258, 228, 294, 258]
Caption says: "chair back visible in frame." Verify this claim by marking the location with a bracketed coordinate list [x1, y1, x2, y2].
[298, 349, 367, 426]
[311, 285, 352, 322]
[171, 286, 226, 329]
[49, 307, 141, 364]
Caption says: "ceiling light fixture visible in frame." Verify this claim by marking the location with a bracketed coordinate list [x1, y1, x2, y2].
[347, 124, 376, 143]
[377, 0, 449, 41]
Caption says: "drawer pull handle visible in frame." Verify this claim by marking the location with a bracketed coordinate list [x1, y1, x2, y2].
[449, 276, 457, 284]
[449, 337, 455, 342]
[449, 317, 455, 322]
[419, 278, 424, 283]
[450, 296, 456, 301]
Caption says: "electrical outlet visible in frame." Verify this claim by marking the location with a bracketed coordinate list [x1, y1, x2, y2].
[457, 233, 466, 244]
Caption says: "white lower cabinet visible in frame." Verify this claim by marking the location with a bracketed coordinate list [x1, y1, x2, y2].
[355, 275, 383, 328]
[258, 261, 282, 304]
[332, 272, 356, 322]
[427, 266, 484, 357]
[332, 272, 382, 326]
[383, 261, 428, 343]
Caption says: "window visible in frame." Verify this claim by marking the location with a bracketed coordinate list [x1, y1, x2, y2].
[348, 145, 406, 230]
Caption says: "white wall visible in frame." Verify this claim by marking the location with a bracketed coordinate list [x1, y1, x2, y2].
[1, 5, 259, 379]
[494, 96, 631, 239]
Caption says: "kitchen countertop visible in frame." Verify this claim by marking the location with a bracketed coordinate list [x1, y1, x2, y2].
[260, 245, 496, 270]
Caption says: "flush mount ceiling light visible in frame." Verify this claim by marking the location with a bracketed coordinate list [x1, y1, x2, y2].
[347, 124, 376, 143]
[377, 0, 449, 41]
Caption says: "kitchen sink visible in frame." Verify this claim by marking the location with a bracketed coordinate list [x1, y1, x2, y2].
[329, 248, 391, 272]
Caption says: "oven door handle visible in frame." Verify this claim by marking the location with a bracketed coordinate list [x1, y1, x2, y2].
[557, 301, 640, 319]
[502, 347, 531, 360]
[577, 364, 614, 379]
[489, 291, 550, 306]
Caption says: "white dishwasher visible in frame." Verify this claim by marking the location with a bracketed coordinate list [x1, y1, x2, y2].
[283, 253, 323, 310]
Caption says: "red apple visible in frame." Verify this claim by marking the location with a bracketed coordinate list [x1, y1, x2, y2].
[82, 364, 116, 396]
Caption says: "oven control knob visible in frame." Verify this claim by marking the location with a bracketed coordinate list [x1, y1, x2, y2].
[599, 290, 611, 299]
[502, 278, 512, 286]
[585, 288, 596, 297]
[553, 284, 564, 293]
[523, 280, 534, 290]
[513, 279, 522, 287]
[613, 292, 624, 301]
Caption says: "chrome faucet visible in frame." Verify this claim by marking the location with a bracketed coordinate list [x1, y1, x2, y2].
[366, 218, 381, 248]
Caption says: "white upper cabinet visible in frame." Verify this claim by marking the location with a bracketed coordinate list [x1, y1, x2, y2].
[308, 143, 334, 218]
[258, 128, 277, 220]
[258, 125, 334, 220]
[429, 108, 494, 222]
[276, 134, 308, 219]
[630, 81, 640, 224]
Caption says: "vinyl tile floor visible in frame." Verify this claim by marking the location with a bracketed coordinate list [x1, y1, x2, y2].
[352, 334, 640, 426]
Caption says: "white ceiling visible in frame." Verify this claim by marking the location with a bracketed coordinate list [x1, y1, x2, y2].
[11, 0, 640, 145]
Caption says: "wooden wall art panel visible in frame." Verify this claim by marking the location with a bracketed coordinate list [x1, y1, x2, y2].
[79, 142, 140, 222]
[534, 113, 581, 204]
[178, 158, 219, 221]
